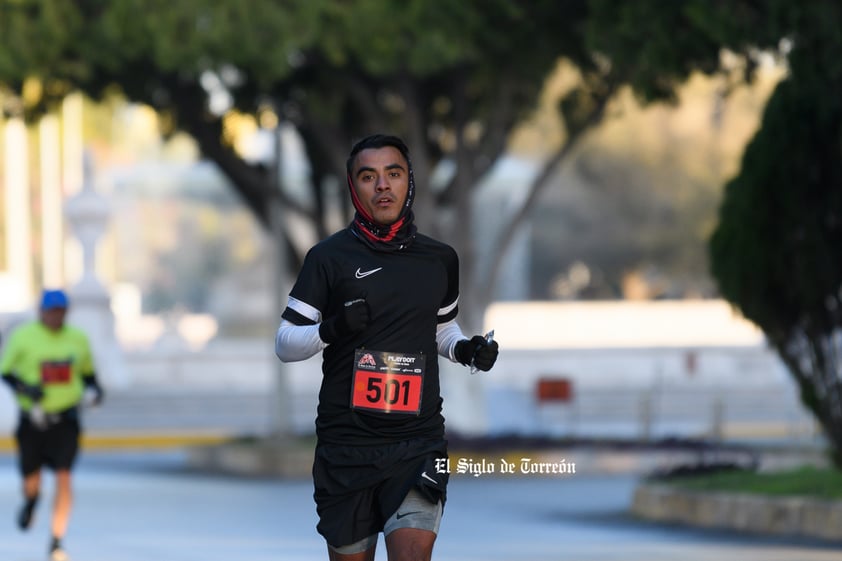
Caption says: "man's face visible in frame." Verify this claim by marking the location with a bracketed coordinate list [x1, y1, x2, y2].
[351, 146, 409, 226]
[40, 307, 67, 331]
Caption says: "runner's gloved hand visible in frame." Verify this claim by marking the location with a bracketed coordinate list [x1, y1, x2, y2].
[20, 383, 45, 402]
[84, 376, 105, 407]
[319, 298, 370, 344]
[2, 374, 44, 401]
[454, 335, 499, 371]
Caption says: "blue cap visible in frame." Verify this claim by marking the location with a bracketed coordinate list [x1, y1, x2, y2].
[40, 289, 69, 310]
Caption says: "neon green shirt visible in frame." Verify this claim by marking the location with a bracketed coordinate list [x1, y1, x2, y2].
[0, 321, 95, 413]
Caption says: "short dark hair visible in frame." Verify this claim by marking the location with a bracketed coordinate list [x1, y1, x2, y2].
[346, 134, 411, 177]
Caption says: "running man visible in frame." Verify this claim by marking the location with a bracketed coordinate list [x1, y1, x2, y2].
[1, 289, 105, 561]
[276, 134, 498, 560]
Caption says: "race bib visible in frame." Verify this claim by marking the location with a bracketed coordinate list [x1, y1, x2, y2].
[351, 350, 425, 415]
[40, 360, 72, 384]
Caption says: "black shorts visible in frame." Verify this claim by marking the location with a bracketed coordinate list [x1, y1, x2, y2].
[15, 413, 81, 475]
[312, 438, 448, 548]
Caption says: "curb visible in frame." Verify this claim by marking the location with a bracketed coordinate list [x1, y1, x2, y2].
[631, 482, 842, 542]
[0, 431, 232, 452]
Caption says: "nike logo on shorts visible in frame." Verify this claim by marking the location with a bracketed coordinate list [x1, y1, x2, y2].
[355, 267, 382, 279]
[421, 471, 438, 484]
[396, 511, 421, 520]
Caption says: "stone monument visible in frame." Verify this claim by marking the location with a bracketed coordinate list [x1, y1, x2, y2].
[64, 152, 130, 389]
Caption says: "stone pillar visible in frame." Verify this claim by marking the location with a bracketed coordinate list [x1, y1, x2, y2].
[269, 122, 293, 437]
[40, 114, 64, 287]
[62, 93, 84, 285]
[2, 118, 33, 309]
[65, 152, 130, 389]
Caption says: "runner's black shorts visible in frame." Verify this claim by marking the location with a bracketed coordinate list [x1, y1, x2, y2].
[312, 437, 449, 548]
[15, 412, 81, 475]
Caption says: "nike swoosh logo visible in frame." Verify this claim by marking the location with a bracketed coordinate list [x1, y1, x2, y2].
[421, 471, 437, 484]
[396, 511, 421, 520]
[355, 267, 382, 279]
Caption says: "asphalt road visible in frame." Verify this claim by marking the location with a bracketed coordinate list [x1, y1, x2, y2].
[2, 450, 841, 561]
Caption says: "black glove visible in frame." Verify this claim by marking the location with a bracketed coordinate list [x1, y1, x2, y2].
[454, 335, 499, 371]
[84, 376, 105, 406]
[319, 298, 370, 344]
[21, 383, 45, 402]
[2, 374, 44, 401]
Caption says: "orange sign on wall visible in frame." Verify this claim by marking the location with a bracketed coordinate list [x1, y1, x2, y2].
[536, 378, 573, 402]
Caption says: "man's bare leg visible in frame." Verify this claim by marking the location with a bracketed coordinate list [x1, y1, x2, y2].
[51, 470, 72, 539]
[18, 470, 41, 530]
[385, 527, 436, 561]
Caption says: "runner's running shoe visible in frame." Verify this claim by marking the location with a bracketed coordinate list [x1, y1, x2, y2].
[49, 545, 70, 561]
[16, 498, 36, 530]
[50, 538, 70, 561]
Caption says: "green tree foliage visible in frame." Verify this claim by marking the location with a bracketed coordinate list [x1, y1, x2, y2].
[0, 0, 767, 327]
[710, 1, 842, 465]
[0, 0, 588, 327]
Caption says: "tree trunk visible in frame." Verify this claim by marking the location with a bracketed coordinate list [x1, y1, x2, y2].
[478, 85, 614, 312]
[779, 331, 842, 469]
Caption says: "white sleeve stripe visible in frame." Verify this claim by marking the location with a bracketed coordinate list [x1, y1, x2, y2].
[275, 319, 326, 362]
[438, 297, 458, 317]
[287, 296, 322, 323]
[436, 319, 466, 362]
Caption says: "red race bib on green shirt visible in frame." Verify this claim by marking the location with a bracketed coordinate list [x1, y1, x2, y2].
[40, 360, 72, 384]
[351, 350, 425, 415]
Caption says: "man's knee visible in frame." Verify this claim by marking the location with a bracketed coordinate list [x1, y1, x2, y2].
[385, 527, 436, 561]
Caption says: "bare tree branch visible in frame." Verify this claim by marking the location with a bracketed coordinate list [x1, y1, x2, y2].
[477, 83, 616, 308]
[167, 77, 315, 228]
